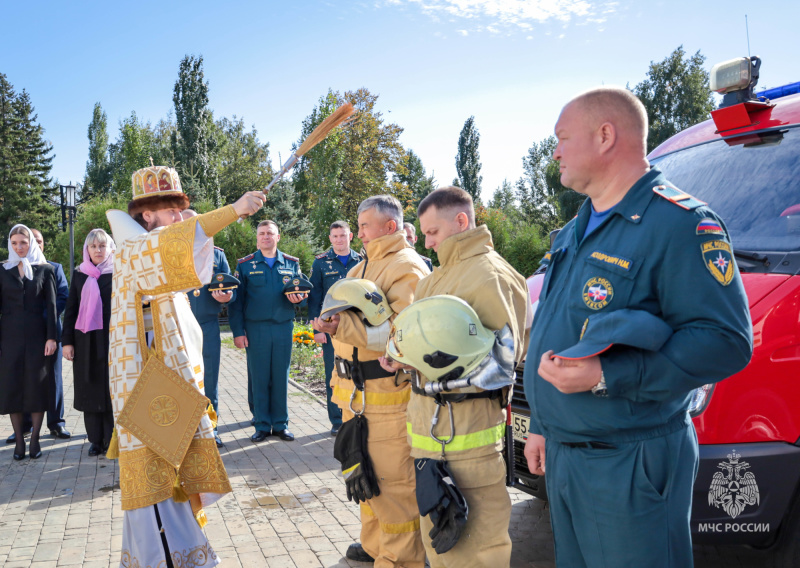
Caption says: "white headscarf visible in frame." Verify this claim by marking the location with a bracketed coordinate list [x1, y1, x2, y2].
[4, 224, 48, 280]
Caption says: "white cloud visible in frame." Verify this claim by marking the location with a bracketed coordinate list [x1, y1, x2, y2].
[384, 0, 615, 32]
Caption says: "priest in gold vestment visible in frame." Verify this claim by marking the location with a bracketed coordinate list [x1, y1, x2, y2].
[106, 166, 265, 567]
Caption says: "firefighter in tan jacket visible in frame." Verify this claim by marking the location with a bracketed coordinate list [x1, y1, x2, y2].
[313, 195, 429, 567]
[381, 186, 528, 568]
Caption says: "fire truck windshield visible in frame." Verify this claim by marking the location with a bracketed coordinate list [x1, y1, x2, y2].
[650, 125, 800, 254]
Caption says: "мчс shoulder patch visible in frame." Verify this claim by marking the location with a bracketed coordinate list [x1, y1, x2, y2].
[701, 240, 734, 286]
[696, 218, 725, 236]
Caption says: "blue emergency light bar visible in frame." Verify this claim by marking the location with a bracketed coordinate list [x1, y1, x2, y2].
[758, 82, 800, 101]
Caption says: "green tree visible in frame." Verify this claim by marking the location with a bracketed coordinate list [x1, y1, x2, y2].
[215, 116, 273, 207]
[489, 179, 516, 211]
[632, 46, 715, 153]
[293, 88, 407, 242]
[516, 135, 582, 231]
[108, 112, 161, 197]
[84, 102, 112, 198]
[171, 55, 218, 203]
[394, 149, 435, 224]
[0, 76, 58, 241]
[455, 116, 482, 201]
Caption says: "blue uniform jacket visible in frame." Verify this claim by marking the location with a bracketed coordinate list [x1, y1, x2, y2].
[228, 249, 304, 336]
[523, 168, 753, 444]
[307, 248, 361, 324]
[188, 247, 234, 324]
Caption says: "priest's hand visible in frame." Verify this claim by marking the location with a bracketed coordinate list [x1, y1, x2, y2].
[234, 335, 248, 349]
[45, 340, 57, 356]
[211, 290, 233, 303]
[311, 314, 339, 336]
[232, 191, 267, 218]
[63, 345, 75, 361]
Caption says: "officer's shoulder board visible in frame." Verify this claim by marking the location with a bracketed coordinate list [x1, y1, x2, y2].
[652, 185, 706, 211]
[315, 251, 328, 260]
[237, 253, 255, 264]
[283, 253, 300, 263]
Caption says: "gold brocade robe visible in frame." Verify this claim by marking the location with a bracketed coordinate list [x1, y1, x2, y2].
[108, 208, 237, 515]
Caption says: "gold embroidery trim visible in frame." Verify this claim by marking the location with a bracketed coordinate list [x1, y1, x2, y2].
[197, 205, 237, 238]
[119, 439, 231, 511]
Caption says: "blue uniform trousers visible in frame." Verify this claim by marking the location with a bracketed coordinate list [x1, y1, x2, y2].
[245, 320, 292, 432]
[545, 424, 698, 568]
[199, 320, 221, 431]
[321, 336, 342, 428]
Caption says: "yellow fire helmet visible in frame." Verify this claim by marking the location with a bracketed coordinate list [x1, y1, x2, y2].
[320, 278, 393, 327]
[386, 295, 495, 382]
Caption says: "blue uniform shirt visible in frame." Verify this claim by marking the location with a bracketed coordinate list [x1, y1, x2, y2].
[524, 168, 753, 444]
[228, 249, 304, 336]
[188, 247, 234, 324]
[307, 248, 361, 324]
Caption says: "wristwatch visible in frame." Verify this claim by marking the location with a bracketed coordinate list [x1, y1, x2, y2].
[591, 371, 608, 398]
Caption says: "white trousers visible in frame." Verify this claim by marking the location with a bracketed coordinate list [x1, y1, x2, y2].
[120, 498, 220, 568]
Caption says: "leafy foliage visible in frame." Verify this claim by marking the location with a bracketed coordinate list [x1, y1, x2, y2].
[293, 88, 408, 243]
[172, 55, 219, 203]
[214, 116, 273, 207]
[395, 149, 435, 224]
[0, 74, 58, 248]
[631, 46, 715, 153]
[455, 116, 482, 201]
[84, 102, 112, 198]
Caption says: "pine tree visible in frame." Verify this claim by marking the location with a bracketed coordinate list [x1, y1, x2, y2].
[455, 116, 482, 202]
[0, 76, 58, 240]
[84, 102, 112, 198]
[171, 55, 219, 204]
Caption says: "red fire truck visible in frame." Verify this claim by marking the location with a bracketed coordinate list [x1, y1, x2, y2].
[508, 57, 800, 564]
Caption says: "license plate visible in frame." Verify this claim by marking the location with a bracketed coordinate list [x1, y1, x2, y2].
[512, 413, 530, 442]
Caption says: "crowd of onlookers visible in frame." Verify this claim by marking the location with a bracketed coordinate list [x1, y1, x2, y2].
[0, 224, 115, 461]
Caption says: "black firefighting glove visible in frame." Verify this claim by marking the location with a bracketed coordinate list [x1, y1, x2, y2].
[415, 458, 469, 555]
[333, 414, 381, 504]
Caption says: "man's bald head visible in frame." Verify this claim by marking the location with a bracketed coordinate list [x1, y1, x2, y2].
[568, 87, 648, 156]
[181, 209, 198, 220]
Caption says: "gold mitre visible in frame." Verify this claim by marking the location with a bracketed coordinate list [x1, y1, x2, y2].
[131, 165, 185, 200]
[129, 165, 190, 216]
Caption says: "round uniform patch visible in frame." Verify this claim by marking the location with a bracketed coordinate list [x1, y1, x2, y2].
[582, 277, 614, 310]
[282, 276, 290, 284]
[292, 278, 300, 286]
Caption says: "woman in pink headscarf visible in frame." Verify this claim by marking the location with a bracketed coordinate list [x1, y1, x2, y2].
[62, 229, 116, 456]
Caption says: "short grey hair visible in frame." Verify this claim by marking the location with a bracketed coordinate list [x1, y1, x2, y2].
[403, 222, 416, 235]
[358, 195, 403, 231]
[85, 228, 112, 247]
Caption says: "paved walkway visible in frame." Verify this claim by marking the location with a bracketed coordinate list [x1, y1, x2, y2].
[0, 339, 773, 567]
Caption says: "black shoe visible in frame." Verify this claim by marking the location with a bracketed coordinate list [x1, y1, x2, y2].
[345, 543, 375, 563]
[250, 430, 270, 443]
[214, 435, 224, 448]
[88, 443, 102, 457]
[330, 425, 340, 437]
[274, 429, 294, 442]
[29, 441, 42, 460]
[13, 442, 25, 461]
[50, 426, 71, 439]
[6, 428, 32, 444]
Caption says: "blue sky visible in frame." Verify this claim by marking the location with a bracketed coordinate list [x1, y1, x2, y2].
[1, 0, 798, 203]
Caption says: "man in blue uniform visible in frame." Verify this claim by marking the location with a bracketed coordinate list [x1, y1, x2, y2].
[7, 229, 71, 444]
[523, 87, 753, 567]
[308, 220, 360, 436]
[184, 209, 234, 448]
[229, 220, 306, 443]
